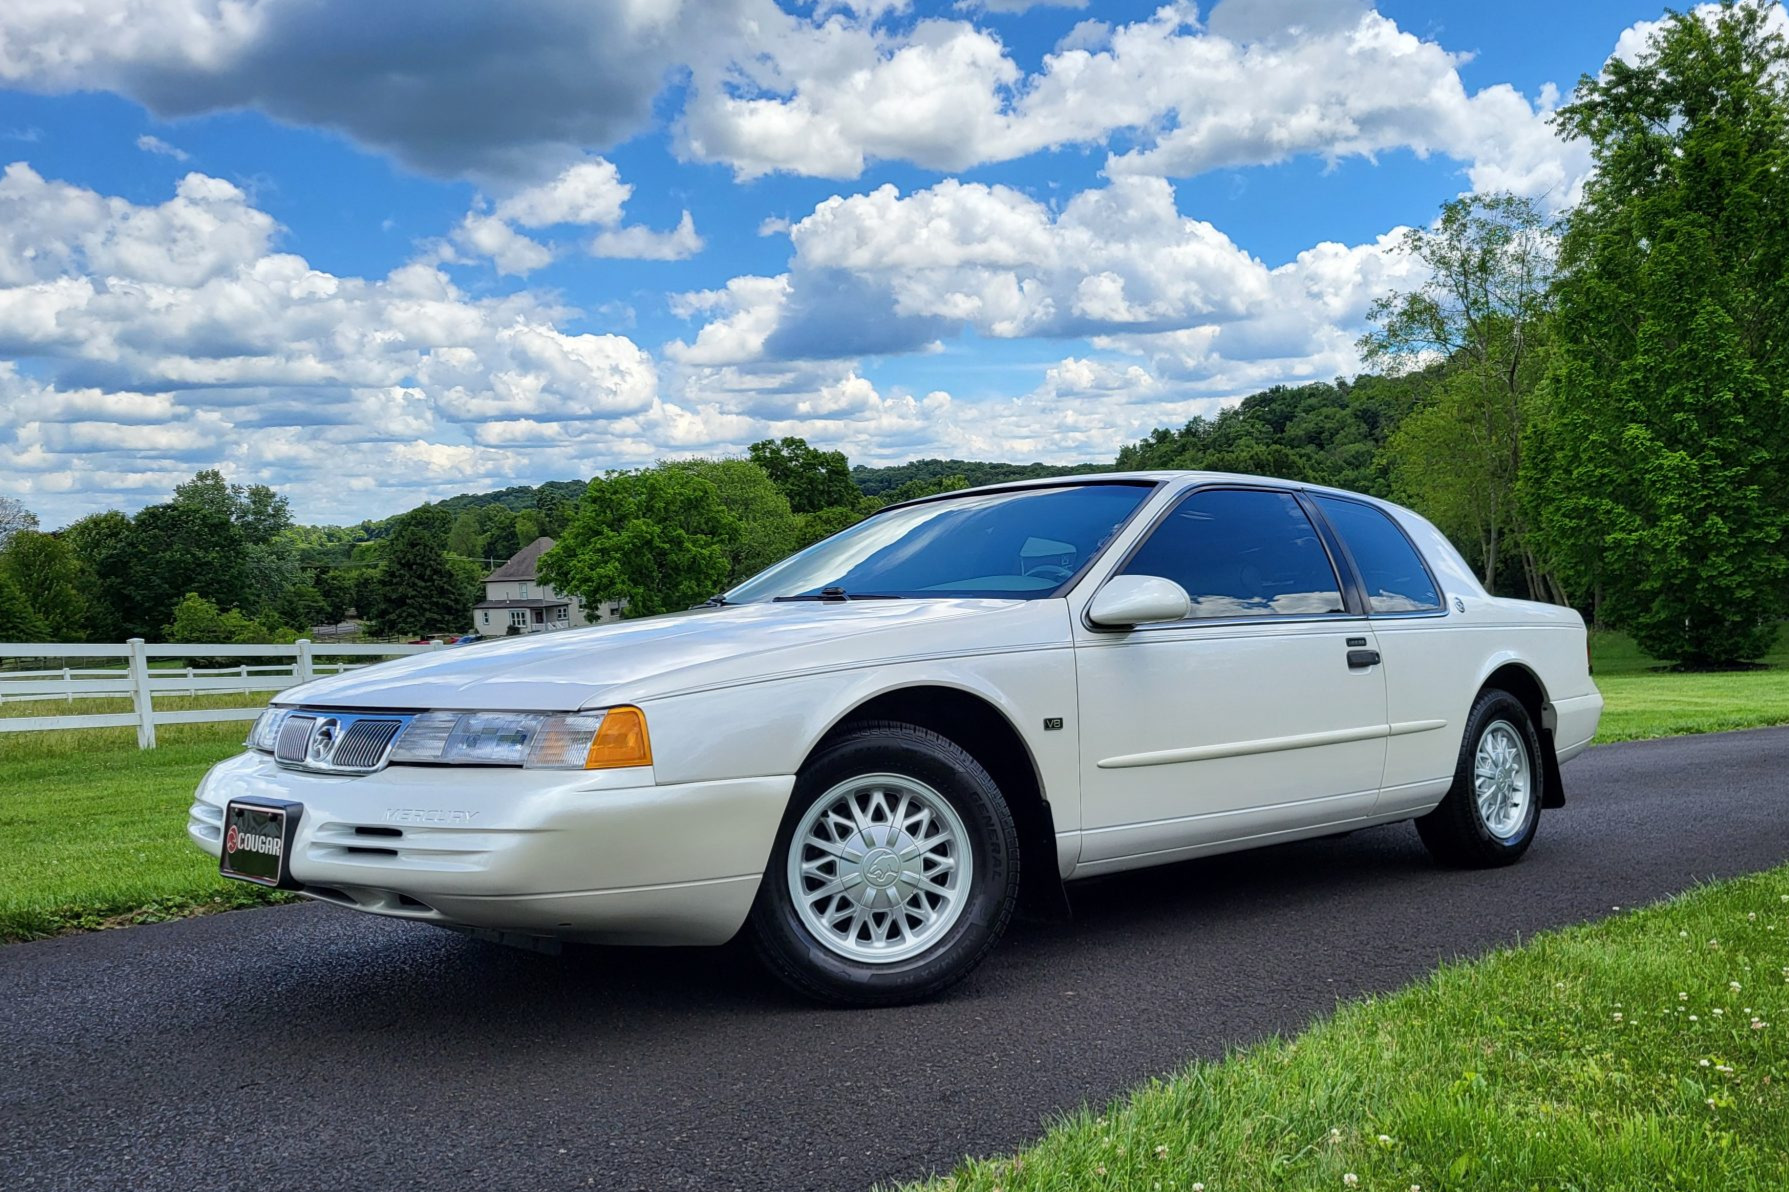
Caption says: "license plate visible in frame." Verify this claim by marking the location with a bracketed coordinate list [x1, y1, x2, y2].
[221, 799, 302, 888]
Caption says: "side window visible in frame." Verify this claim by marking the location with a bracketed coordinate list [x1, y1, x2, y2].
[1121, 489, 1345, 619]
[1312, 496, 1442, 614]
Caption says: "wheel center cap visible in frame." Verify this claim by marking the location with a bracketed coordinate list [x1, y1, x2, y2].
[861, 847, 902, 888]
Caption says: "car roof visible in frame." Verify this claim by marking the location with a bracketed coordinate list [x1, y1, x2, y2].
[890, 469, 1397, 508]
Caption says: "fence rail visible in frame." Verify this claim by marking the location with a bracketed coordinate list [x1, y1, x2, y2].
[0, 639, 440, 748]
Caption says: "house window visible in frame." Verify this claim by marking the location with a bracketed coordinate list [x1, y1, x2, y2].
[518, 582, 530, 599]
[481, 611, 490, 625]
[510, 610, 528, 627]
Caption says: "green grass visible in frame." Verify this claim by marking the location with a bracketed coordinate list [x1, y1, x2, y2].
[0, 715, 290, 941]
[1591, 625, 1789, 743]
[903, 867, 1789, 1192]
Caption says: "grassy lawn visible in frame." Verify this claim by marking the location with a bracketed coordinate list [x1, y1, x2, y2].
[0, 714, 287, 941]
[905, 866, 1789, 1192]
[1591, 625, 1789, 743]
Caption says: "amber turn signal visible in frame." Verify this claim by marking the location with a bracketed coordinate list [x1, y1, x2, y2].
[585, 706, 652, 769]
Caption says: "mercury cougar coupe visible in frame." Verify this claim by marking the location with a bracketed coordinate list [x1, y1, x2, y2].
[191, 473, 1602, 1005]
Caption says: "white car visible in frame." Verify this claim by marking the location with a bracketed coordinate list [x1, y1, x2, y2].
[190, 473, 1602, 1005]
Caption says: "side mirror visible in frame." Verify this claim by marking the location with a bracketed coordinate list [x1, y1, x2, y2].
[1086, 574, 1192, 628]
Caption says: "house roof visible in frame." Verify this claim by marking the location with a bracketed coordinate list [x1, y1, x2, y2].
[485, 536, 555, 582]
[472, 598, 569, 611]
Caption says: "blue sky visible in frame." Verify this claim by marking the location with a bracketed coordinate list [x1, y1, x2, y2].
[0, 0, 1699, 526]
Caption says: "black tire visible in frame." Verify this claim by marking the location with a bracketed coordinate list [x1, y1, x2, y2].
[749, 721, 1020, 1007]
[1417, 688, 1545, 867]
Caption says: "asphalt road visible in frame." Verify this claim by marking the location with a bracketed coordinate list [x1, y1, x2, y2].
[4, 728, 1788, 1192]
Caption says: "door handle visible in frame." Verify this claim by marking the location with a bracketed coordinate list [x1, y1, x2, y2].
[1347, 649, 1381, 669]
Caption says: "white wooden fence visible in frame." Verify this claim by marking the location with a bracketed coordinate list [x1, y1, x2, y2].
[0, 639, 440, 748]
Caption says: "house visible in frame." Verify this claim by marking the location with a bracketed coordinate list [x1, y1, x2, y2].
[472, 537, 621, 635]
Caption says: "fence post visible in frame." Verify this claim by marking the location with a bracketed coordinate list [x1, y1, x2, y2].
[295, 639, 314, 686]
[127, 638, 156, 750]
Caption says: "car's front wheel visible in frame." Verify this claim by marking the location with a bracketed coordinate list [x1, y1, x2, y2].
[1416, 688, 1544, 867]
[749, 721, 1019, 1006]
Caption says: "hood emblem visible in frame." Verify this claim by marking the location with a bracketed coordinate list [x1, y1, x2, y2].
[307, 717, 342, 765]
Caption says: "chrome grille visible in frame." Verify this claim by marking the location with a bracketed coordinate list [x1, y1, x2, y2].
[275, 714, 316, 764]
[330, 719, 404, 771]
[273, 711, 413, 774]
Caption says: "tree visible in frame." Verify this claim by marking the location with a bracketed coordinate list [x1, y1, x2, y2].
[539, 467, 741, 617]
[371, 506, 466, 637]
[1361, 193, 1559, 598]
[446, 510, 482, 561]
[0, 530, 91, 641]
[312, 567, 355, 625]
[114, 502, 251, 638]
[880, 473, 970, 504]
[1532, 2, 1789, 664]
[477, 504, 521, 564]
[0, 497, 38, 550]
[0, 571, 49, 641]
[171, 470, 295, 615]
[61, 510, 133, 640]
[748, 437, 859, 514]
[664, 458, 799, 584]
[275, 582, 328, 633]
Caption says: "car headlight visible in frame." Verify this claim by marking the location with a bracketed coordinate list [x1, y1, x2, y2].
[246, 707, 290, 753]
[387, 707, 652, 770]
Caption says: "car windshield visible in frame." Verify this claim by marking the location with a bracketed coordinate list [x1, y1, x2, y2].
[725, 483, 1154, 603]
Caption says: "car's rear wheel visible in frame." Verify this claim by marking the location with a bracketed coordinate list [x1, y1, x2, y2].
[749, 721, 1019, 1006]
[1417, 688, 1544, 867]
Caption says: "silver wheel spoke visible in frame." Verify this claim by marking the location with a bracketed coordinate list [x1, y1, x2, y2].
[787, 772, 974, 965]
[1473, 720, 1532, 841]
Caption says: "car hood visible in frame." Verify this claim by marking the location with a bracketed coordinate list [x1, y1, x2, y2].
[281, 599, 1056, 712]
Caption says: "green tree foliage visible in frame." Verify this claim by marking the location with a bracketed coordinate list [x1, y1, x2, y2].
[477, 504, 521, 564]
[0, 570, 50, 641]
[371, 506, 466, 637]
[164, 593, 297, 659]
[1532, 2, 1789, 665]
[540, 467, 741, 617]
[171, 469, 297, 615]
[748, 437, 859, 514]
[275, 582, 328, 633]
[513, 509, 542, 548]
[1115, 379, 1417, 494]
[879, 474, 971, 504]
[851, 460, 1102, 496]
[113, 501, 251, 638]
[0, 530, 92, 641]
[445, 509, 483, 561]
[312, 567, 355, 625]
[665, 458, 799, 584]
[1362, 193, 1559, 597]
[60, 510, 132, 640]
[532, 488, 568, 538]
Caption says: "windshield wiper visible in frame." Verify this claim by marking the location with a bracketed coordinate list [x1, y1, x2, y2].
[694, 594, 733, 608]
[772, 586, 902, 603]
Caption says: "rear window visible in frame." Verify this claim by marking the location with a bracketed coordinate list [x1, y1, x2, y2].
[1312, 496, 1442, 614]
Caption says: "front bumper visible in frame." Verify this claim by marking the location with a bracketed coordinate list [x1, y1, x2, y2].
[188, 751, 794, 945]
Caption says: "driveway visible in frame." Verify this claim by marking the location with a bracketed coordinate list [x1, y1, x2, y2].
[4, 728, 1788, 1191]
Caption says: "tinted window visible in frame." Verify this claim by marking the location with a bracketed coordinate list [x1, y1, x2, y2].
[725, 484, 1152, 602]
[1121, 488, 1345, 619]
[1313, 495, 1442, 613]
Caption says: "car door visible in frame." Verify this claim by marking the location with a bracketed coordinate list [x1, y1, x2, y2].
[1071, 485, 1389, 870]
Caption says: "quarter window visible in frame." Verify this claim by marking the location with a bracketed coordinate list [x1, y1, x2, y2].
[1312, 495, 1442, 613]
[1121, 488, 1345, 619]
